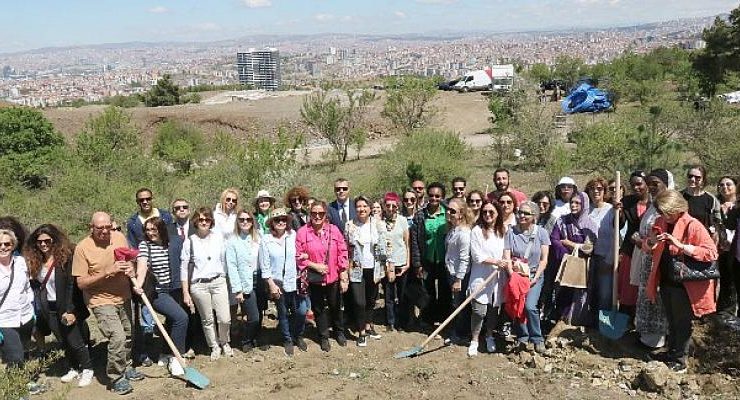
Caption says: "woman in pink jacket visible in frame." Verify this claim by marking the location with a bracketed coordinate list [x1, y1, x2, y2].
[647, 190, 718, 374]
[295, 201, 349, 352]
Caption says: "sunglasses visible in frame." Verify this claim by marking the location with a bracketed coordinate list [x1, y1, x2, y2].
[482, 210, 496, 216]
[238, 217, 253, 223]
[404, 197, 416, 203]
[447, 208, 459, 215]
[385, 204, 399, 209]
[334, 187, 349, 192]
[453, 186, 465, 191]
[310, 211, 326, 218]
[111, 226, 122, 231]
[687, 174, 702, 180]
[225, 197, 237, 203]
[500, 200, 513, 205]
[590, 186, 604, 192]
[607, 187, 617, 192]
[0, 241, 13, 248]
[290, 197, 302, 203]
[198, 217, 212, 223]
[537, 201, 550, 206]
[468, 199, 482, 204]
[517, 211, 534, 217]
[273, 217, 288, 224]
[137, 197, 152, 203]
[173, 205, 189, 211]
[412, 186, 425, 191]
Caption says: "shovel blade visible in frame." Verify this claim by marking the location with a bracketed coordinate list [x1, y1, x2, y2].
[183, 367, 210, 389]
[394, 345, 423, 359]
[598, 310, 629, 340]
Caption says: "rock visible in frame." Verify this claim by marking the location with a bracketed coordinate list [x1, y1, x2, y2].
[331, 368, 340, 376]
[636, 361, 673, 393]
[252, 355, 265, 363]
[529, 355, 547, 369]
[519, 352, 533, 366]
[348, 372, 359, 379]
[619, 360, 632, 372]
[591, 378, 603, 386]
[543, 364, 554, 373]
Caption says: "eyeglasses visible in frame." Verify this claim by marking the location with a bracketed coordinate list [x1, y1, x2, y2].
[238, 217, 253, 223]
[173, 205, 189, 211]
[197, 217, 212, 223]
[290, 197, 302, 203]
[687, 174, 702, 181]
[517, 211, 534, 217]
[404, 197, 416, 203]
[334, 187, 349, 192]
[482, 210, 496, 216]
[453, 186, 465, 191]
[590, 186, 604, 192]
[447, 208, 459, 215]
[310, 211, 326, 218]
[0, 242, 13, 248]
[93, 225, 112, 231]
[500, 200, 513, 205]
[412, 186, 425, 191]
[137, 197, 152, 204]
[225, 197, 237, 203]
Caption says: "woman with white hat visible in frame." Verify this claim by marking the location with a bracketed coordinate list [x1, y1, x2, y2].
[253, 190, 275, 235]
[551, 177, 577, 219]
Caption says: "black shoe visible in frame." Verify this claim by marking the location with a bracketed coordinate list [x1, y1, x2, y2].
[320, 338, 331, 352]
[241, 341, 255, 353]
[385, 325, 396, 333]
[357, 335, 368, 347]
[648, 351, 673, 363]
[335, 332, 347, 347]
[294, 337, 308, 352]
[367, 327, 382, 339]
[283, 341, 294, 357]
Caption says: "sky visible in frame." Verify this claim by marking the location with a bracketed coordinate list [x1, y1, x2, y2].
[2, 0, 737, 53]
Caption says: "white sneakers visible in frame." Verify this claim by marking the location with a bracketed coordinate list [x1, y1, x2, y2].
[61, 368, 94, 387]
[78, 369, 94, 387]
[210, 346, 221, 361]
[60, 369, 79, 383]
[485, 336, 496, 353]
[222, 343, 234, 357]
[467, 341, 478, 357]
[168, 358, 185, 377]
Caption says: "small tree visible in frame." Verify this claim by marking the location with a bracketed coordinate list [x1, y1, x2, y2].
[301, 89, 375, 165]
[381, 76, 438, 135]
[152, 121, 205, 173]
[143, 74, 180, 107]
[488, 90, 526, 167]
[0, 107, 64, 188]
[75, 106, 141, 176]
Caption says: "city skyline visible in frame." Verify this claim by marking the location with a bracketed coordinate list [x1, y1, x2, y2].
[2, 0, 736, 54]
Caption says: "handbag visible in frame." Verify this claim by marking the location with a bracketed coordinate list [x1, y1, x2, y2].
[306, 227, 331, 285]
[136, 242, 159, 300]
[555, 245, 589, 289]
[669, 220, 720, 282]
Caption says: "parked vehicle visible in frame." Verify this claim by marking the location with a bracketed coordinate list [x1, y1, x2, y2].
[453, 64, 514, 93]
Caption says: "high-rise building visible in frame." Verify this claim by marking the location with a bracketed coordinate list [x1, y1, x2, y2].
[236, 48, 281, 91]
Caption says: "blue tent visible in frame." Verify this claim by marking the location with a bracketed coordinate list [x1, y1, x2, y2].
[561, 83, 611, 114]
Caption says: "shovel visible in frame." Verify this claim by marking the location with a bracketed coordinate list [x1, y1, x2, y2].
[132, 279, 210, 389]
[395, 268, 498, 358]
[598, 171, 629, 340]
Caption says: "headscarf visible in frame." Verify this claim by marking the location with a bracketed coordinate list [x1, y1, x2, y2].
[571, 191, 598, 236]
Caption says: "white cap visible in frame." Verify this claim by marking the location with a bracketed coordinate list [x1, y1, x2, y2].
[255, 190, 275, 201]
[557, 177, 576, 186]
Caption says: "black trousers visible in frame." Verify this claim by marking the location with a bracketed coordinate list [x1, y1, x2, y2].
[44, 306, 92, 371]
[309, 281, 344, 339]
[384, 267, 410, 328]
[660, 285, 693, 363]
[717, 252, 738, 315]
[349, 269, 379, 331]
[421, 261, 452, 324]
[0, 318, 34, 369]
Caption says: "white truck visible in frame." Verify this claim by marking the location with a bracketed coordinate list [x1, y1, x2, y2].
[453, 64, 514, 93]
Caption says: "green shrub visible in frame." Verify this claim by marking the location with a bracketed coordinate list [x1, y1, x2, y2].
[152, 121, 205, 173]
[0, 351, 61, 400]
[376, 129, 471, 194]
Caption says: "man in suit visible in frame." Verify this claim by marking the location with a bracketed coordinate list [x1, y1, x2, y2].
[165, 198, 204, 357]
[328, 178, 356, 234]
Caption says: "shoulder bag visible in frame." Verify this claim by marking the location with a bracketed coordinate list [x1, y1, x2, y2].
[670, 220, 720, 282]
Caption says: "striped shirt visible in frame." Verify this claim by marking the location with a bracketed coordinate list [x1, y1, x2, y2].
[138, 241, 171, 289]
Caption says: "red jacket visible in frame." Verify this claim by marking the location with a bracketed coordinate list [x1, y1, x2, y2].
[647, 213, 718, 317]
[504, 272, 530, 323]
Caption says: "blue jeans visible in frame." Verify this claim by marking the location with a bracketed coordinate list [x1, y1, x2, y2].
[151, 291, 189, 354]
[275, 291, 308, 343]
[240, 291, 260, 345]
[516, 275, 544, 344]
[383, 269, 409, 328]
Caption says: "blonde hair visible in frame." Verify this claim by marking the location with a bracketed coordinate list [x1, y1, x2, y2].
[233, 208, 260, 242]
[219, 188, 240, 215]
[448, 198, 475, 228]
[654, 189, 689, 216]
[0, 229, 18, 251]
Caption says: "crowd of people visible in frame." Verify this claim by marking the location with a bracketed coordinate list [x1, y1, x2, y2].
[0, 166, 737, 396]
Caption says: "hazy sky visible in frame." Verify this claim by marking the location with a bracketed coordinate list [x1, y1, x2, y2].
[2, 0, 737, 53]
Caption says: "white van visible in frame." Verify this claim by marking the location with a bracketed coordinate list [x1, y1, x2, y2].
[453, 70, 492, 92]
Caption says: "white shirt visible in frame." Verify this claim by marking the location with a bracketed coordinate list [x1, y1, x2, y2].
[37, 264, 57, 302]
[468, 226, 507, 305]
[0, 256, 35, 328]
[213, 204, 236, 241]
[180, 232, 226, 283]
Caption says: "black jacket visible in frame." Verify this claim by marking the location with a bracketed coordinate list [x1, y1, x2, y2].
[32, 255, 89, 321]
[619, 194, 646, 256]
[166, 221, 196, 290]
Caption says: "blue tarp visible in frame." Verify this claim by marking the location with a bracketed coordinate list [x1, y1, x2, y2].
[561, 83, 611, 114]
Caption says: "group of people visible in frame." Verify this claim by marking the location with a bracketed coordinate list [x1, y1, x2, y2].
[0, 166, 737, 396]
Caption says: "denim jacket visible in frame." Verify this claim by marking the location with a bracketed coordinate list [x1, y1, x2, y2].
[225, 233, 258, 294]
[259, 231, 298, 293]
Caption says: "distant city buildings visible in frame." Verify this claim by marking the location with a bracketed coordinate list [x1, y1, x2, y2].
[236, 48, 281, 91]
